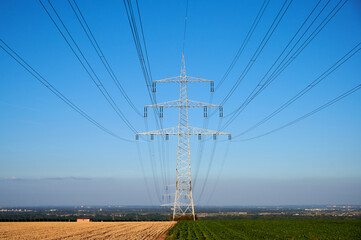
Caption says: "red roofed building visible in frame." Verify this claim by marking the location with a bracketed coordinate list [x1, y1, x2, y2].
[77, 218, 91, 222]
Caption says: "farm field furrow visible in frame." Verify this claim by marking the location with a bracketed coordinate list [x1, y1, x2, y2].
[165, 219, 361, 240]
[0, 221, 176, 240]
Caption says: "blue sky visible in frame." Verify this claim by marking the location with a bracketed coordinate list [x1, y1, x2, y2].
[0, 0, 360, 207]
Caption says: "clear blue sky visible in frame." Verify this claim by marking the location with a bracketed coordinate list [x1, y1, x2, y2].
[0, 0, 360, 207]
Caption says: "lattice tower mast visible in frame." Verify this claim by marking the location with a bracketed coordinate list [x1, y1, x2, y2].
[137, 54, 231, 220]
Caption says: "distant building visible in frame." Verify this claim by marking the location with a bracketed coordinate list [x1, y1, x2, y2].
[77, 218, 91, 222]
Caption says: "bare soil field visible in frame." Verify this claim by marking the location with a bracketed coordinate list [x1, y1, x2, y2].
[0, 221, 176, 240]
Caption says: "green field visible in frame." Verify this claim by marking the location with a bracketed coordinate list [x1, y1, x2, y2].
[165, 219, 361, 240]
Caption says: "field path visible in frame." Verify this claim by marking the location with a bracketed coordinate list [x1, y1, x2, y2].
[0, 221, 176, 240]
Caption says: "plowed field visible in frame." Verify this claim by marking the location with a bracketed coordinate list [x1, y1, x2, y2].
[0, 221, 176, 240]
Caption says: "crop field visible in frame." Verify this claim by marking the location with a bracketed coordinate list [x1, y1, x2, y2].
[165, 219, 361, 240]
[0, 221, 176, 239]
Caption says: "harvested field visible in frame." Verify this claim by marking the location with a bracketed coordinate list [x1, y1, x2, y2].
[0, 221, 176, 240]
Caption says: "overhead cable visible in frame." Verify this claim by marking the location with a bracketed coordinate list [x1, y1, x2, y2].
[68, 0, 143, 117]
[0, 40, 133, 142]
[39, 0, 138, 134]
[234, 83, 361, 142]
[216, 0, 270, 91]
[221, 0, 348, 130]
[220, 0, 293, 106]
[233, 41, 361, 138]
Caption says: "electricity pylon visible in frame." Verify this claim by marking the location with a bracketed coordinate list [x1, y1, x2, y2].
[136, 54, 231, 220]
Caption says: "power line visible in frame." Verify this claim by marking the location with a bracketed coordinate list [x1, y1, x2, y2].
[206, 140, 231, 205]
[193, 112, 220, 188]
[123, 0, 169, 193]
[134, 0, 169, 173]
[67, 0, 164, 198]
[196, 0, 293, 200]
[39, 0, 138, 134]
[193, 123, 208, 191]
[195, 118, 223, 205]
[0, 39, 133, 142]
[123, 0, 166, 137]
[196, 138, 218, 206]
[257, 0, 348, 99]
[67, 0, 143, 117]
[233, 41, 361, 139]
[199, 0, 338, 202]
[221, 0, 348, 130]
[195, 0, 270, 180]
[135, 0, 154, 87]
[234, 83, 361, 142]
[220, 0, 293, 106]
[216, 0, 270, 91]
[222, 0, 327, 120]
[144, 120, 162, 202]
[123, 0, 154, 106]
[136, 141, 155, 205]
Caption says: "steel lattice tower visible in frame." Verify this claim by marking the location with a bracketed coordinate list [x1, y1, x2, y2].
[137, 54, 230, 220]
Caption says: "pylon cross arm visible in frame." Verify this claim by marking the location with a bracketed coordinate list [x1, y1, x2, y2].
[136, 126, 230, 136]
[161, 202, 191, 207]
[145, 99, 221, 108]
[189, 126, 230, 135]
[153, 76, 213, 83]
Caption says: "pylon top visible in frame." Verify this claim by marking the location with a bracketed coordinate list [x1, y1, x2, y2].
[181, 53, 186, 77]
